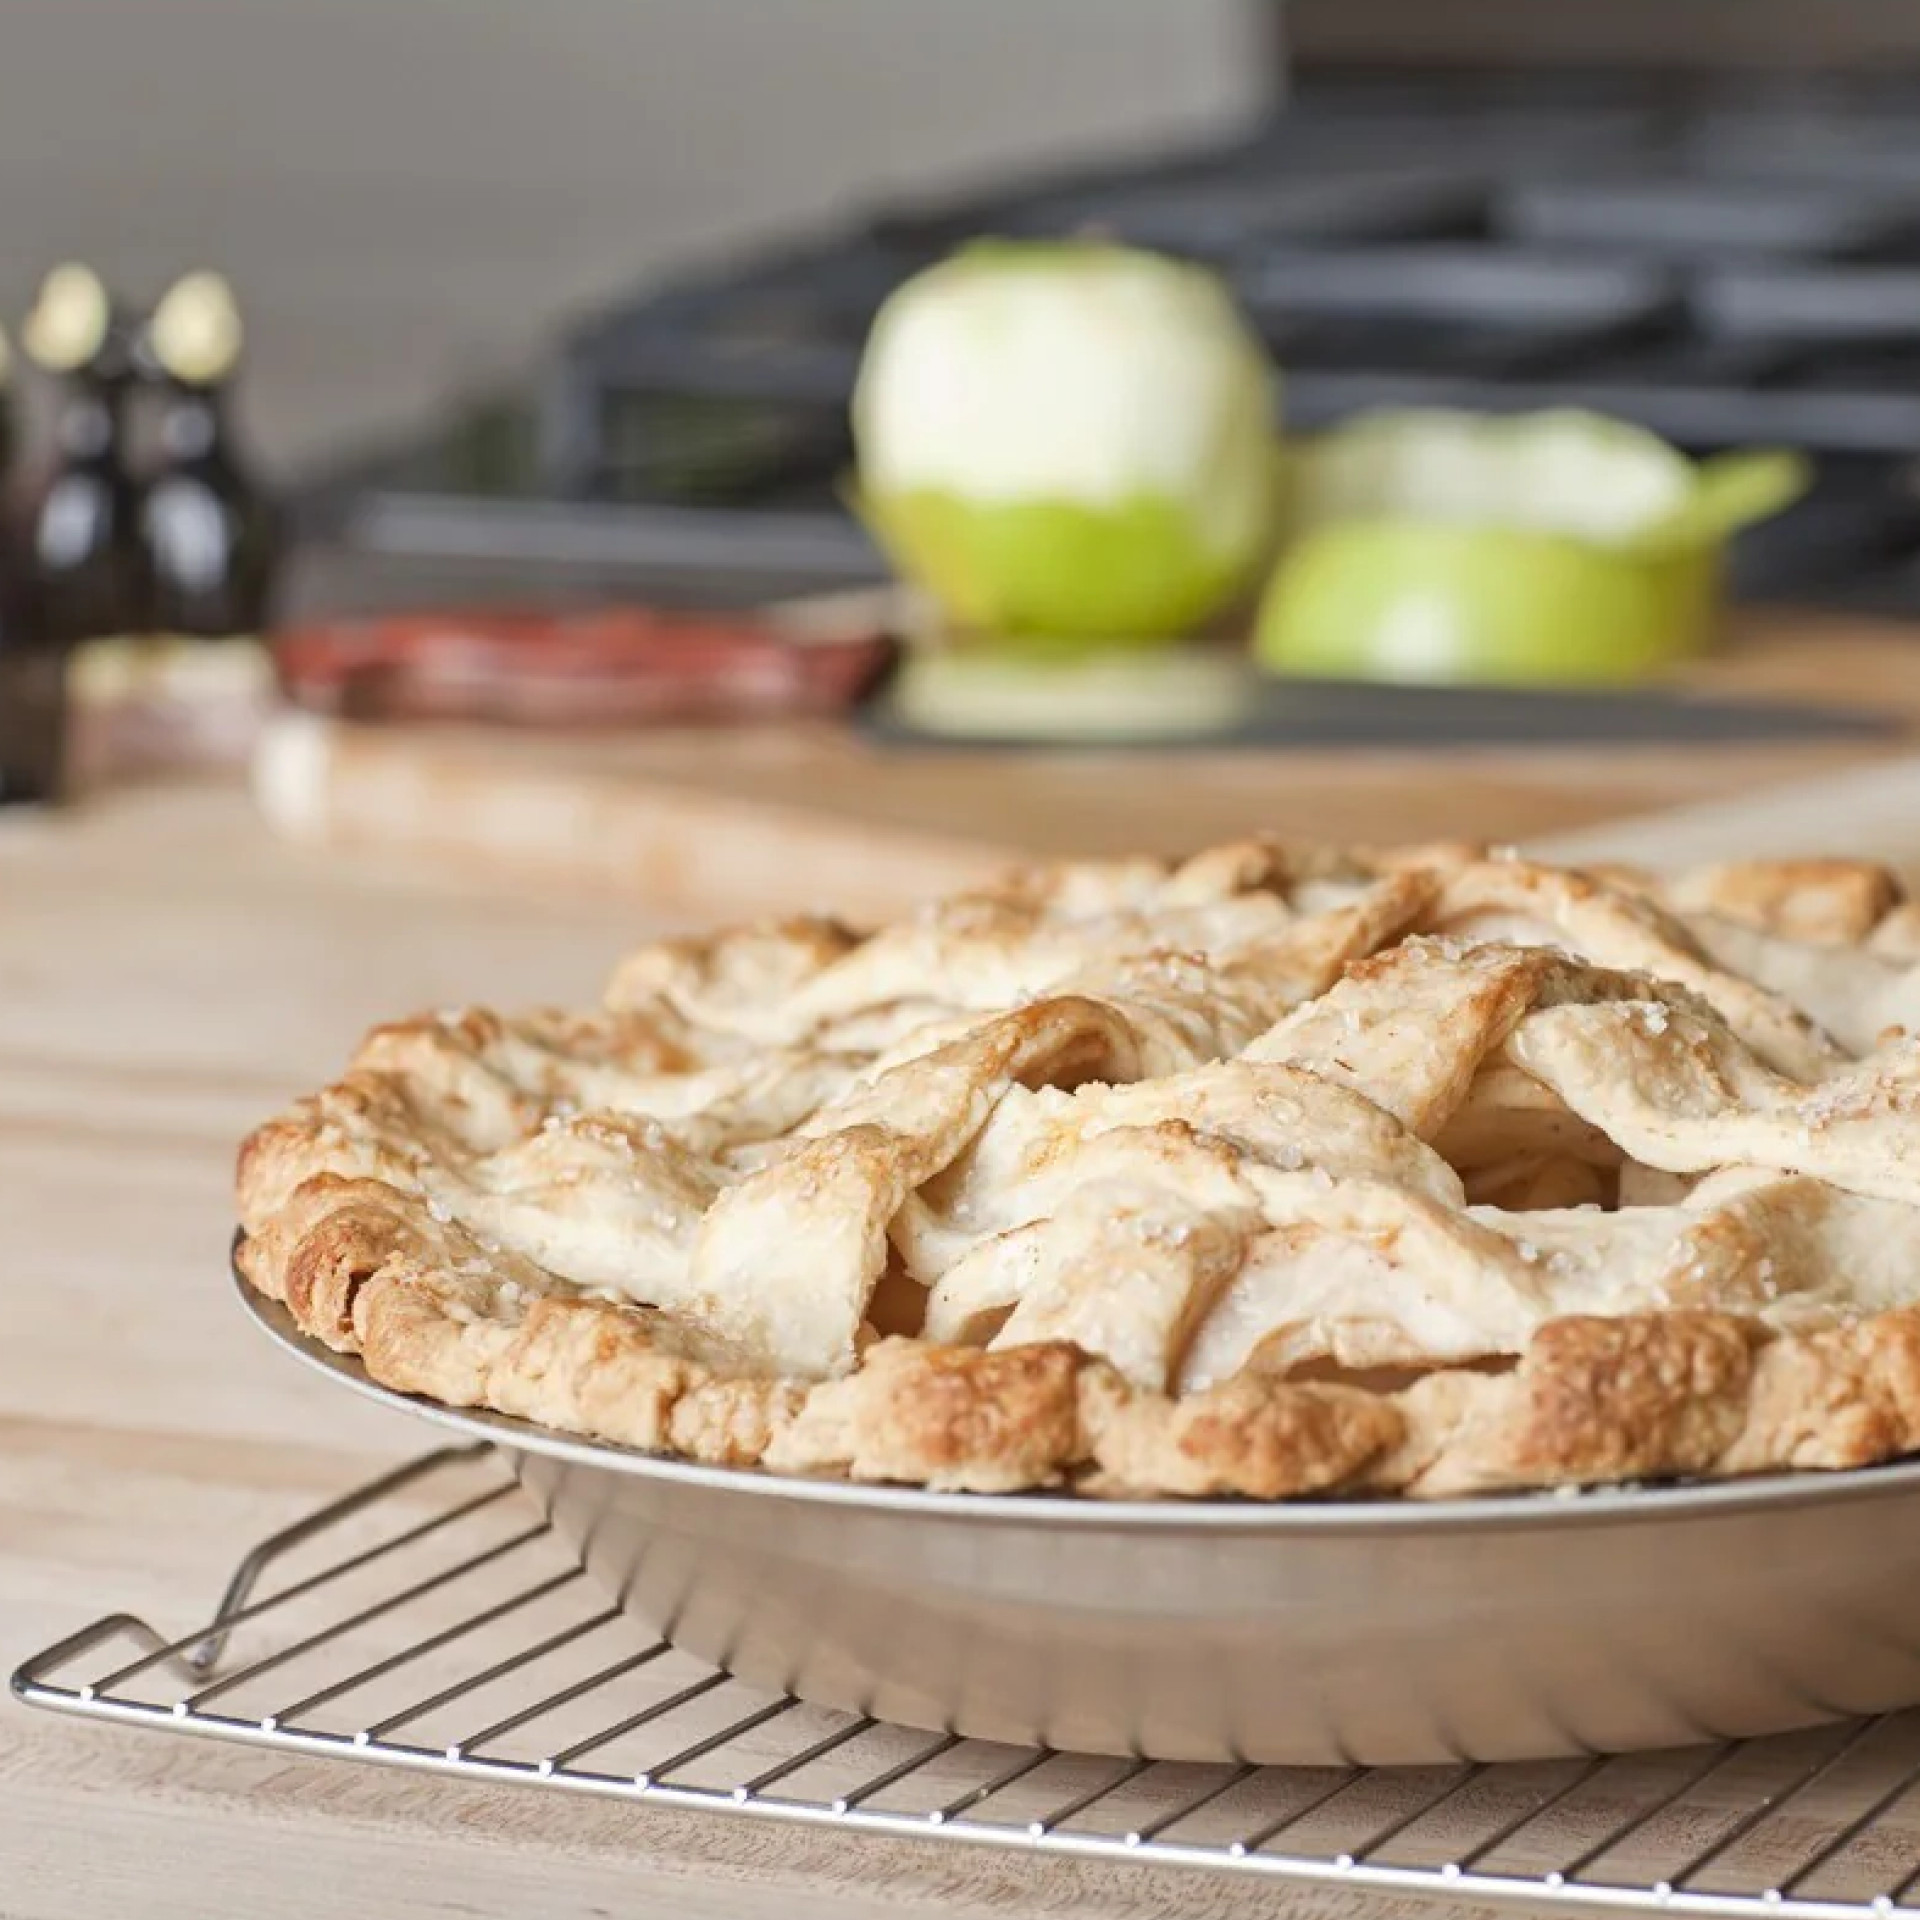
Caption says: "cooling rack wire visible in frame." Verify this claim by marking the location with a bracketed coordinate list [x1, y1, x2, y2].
[15, 1443, 1920, 1916]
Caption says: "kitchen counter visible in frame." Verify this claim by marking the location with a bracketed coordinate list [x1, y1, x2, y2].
[2, 787, 1371, 1920]
[5, 741, 1920, 1919]
[254, 610, 1920, 921]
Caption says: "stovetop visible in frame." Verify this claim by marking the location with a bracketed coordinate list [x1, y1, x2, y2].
[302, 74, 1920, 617]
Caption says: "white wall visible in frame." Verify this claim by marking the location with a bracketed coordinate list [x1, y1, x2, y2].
[0, 0, 1263, 465]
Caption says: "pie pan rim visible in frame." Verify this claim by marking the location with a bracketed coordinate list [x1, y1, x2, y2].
[233, 1241, 1920, 1536]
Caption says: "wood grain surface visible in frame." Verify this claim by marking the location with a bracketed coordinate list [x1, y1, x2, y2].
[249, 612, 1920, 920]
[5, 727, 1920, 1918]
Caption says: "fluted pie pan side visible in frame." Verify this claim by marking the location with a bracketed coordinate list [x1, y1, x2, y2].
[229, 840, 1920, 1753]
[239, 1275, 1920, 1765]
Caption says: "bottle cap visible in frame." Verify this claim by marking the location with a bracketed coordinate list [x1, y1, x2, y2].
[23, 263, 113, 372]
[148, 271, 243, 385]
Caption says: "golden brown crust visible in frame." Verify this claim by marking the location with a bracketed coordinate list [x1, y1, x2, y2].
[240, 1174, 1920, 1499]
[766, 1338, 1094, 1492]
[1663, 859, 1905, 947]
[1594, 858, 1908, 946]
[235, 838, 1920, 1502]
[1721, 1308, 1920, 1474]
[1366, 1308, 1920, 1497]
[268, 1176, 438, 1346]
[1382, 1313, 1758, 1496]
[1079, 1367, 1404, 1499]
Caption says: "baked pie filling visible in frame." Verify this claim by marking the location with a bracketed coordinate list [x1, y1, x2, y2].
[236, 842, 1920, 1500]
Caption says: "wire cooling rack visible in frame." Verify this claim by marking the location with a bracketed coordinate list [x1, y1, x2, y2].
[14, 1443, 1920, 1916]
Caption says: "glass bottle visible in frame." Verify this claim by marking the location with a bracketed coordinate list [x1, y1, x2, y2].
[0, 321, 69, 805]
[20, 263, 149, 649]
[138, 271, 280, 641]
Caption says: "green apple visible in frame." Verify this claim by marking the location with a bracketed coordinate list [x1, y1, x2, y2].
[1255, 409, 1806, 687]
[853, 240, 1279, 650]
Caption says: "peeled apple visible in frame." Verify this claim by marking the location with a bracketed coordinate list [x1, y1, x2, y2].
[852, 240, 1278, 648]
[1254, 409, 1808, 687]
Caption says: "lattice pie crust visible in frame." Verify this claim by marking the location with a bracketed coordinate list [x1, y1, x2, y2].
[237, 843, 1920, 1500]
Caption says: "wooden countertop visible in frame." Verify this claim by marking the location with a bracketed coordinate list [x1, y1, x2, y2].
[3, 788, 1402, 1920]
[253, 611, 1920, 921]
[7, 732, 1920, 1915]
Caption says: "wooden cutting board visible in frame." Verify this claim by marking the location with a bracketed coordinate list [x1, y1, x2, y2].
[248, 611, 1920, 921]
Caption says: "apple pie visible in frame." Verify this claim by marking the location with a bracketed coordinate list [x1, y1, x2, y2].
[236, 841, 1920, 1500]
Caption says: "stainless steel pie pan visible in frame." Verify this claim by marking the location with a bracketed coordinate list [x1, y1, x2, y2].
[237, 1274, 1920, 1768]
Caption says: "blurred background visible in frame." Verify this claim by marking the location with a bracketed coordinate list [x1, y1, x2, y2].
[10, 0, 1920, 875]
[0, 0, 1264, 468]
[18, 1, 1920, 586]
